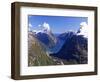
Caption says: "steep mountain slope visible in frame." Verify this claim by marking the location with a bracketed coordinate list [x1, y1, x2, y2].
[28, 31, 57, 66]
[50, 22, 88, 64]
[50, 33, 88, 64]
[32, 22, 57, 52]
[35, 32, 56, 49]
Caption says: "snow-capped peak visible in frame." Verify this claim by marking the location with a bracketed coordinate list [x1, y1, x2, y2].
[43, 22, 51, 32]
[77, 22, 88, 38]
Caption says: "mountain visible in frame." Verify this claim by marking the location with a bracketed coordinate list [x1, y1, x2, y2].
[58, 31, 75, 40]
[49, 32, 75, 54]
[50, 33, 88, 64]
[50, 22, 88, 64]
[32, 22, 57, 52]
[35, 32, 57, 49]
[28, 31, 57, 66]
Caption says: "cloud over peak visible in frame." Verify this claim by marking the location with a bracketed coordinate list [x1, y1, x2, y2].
[43, 22, 51, 32]
[77, 22, 88, 38]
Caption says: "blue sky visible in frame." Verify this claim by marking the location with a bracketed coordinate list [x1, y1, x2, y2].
[28, 15, 88, 33]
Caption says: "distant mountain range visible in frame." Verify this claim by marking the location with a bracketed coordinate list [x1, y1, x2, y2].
[28, 22, 88, 66]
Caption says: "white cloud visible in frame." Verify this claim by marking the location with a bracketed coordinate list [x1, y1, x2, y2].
[43, 22, 51, 32]
[38, 24, 41, 27]
[29, 23, 33, 28]
[28, 23, 33, 31]
[29, 22, 52, 33]
[77, 22, 88, 38]
[80, 22, 87, 28]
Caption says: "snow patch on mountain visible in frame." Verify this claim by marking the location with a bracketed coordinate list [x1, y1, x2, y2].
[77, 22, 88, 38]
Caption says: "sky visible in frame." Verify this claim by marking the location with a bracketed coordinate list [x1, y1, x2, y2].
[28, 15, 88, 33]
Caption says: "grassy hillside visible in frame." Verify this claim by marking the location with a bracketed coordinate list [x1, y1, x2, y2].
[28, 32, 56, 66]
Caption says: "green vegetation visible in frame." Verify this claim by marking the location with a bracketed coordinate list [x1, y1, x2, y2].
[28, 35, 56, 66]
